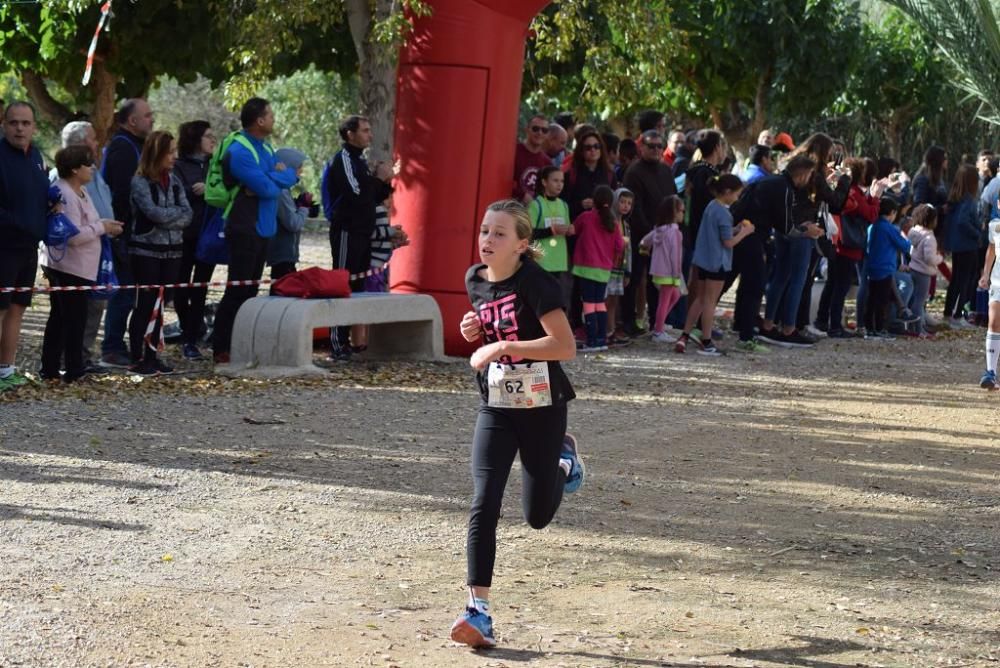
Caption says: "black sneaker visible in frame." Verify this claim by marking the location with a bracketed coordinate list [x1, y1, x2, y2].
[128, 362, 159, 377]
[781, 329, 816, 348]
[153, 360, 176, 375]
[757, 327, 794, 347]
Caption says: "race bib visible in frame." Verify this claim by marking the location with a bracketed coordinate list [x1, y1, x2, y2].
[487, 362, 552, 409]
[543, 216, 564, 230]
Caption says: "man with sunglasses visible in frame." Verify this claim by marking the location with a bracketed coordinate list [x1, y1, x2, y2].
[513, 114, 553, 204]
[622, 130, 677, 334]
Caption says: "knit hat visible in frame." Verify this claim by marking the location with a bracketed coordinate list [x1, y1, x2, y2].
[274, 148, 307, 171]
[772, 132, 795, 152]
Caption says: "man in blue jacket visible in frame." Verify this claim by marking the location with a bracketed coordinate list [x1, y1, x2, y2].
[212, 97, 298, 363]
[0, 101, 50, 391]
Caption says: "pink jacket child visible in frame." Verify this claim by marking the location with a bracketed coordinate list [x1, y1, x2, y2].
[571, 209, 625, 279]
[570, 207, 624, 350]
[641, 222, 685, 337]
[641, 224, 684, 284]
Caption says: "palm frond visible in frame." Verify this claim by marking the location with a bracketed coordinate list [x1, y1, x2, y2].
[886, 0, 1000, 123]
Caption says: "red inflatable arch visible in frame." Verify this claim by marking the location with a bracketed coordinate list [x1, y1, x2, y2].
[391, 0, 550, 356]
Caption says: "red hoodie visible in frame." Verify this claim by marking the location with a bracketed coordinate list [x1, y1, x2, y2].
[835, 184, 879, 260]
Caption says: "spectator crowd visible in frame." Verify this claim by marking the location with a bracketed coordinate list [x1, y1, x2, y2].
[0, 97, 995, 391]
[0, 97, 405, 390]
[513, 109, 996, 361]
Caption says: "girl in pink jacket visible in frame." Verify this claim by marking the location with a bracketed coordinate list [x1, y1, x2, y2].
[640, 195, 685, 342]
[571, 185, 624, 351]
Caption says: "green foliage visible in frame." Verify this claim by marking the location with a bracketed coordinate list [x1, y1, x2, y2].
[224, 0, 429, 104]
[526, 0, 861, 141]
[526, 1, 678, 121]
[0, 0, 230, 100]
[147, 75, 240, 139]
[261, 65, 361, 193]
[885, 0, 1000, 125]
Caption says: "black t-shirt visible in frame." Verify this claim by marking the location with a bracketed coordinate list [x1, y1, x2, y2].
[465, 259, 576, 405]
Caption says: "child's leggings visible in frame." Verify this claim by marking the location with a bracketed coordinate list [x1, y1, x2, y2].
[466, 404, 567, 587]
[654, 285, 681, 334]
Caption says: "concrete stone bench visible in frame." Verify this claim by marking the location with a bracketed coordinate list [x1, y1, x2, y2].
[219, 293, 445, 377]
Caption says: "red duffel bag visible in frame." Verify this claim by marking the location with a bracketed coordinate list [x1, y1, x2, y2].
[270, 267, 352, 299]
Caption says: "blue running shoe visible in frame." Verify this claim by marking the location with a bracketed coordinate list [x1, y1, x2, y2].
[561, 433, 585, 494]
[450, 607, 496, 648]
[980, 369, 998, 391]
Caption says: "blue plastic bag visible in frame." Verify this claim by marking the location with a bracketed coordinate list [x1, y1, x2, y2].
[44, 186, 80, 262]
[195, 207, 229, 265]
[90, 236, 119, 299]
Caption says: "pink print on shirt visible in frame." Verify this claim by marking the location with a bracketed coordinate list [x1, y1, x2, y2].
[477, 294, 522, 362]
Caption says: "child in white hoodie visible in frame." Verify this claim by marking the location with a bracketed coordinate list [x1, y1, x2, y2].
[906, 204, 941, 337]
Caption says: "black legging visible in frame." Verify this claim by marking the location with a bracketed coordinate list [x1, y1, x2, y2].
[129, 255, 181, 364]
[731, 236, 766, 342]
[945, 250, 978, 318]
[865, 276, 894, 331]
[467, 404, 567, 588]
[40, 267, 92, 381]
[819, 254, 858, 333]
[174, 237, 215, 346]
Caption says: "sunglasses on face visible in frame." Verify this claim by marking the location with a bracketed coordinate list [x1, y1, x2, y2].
[582, 143, 601, 151]
[645, 143, 663, 150]
[530, 125, 549, 134]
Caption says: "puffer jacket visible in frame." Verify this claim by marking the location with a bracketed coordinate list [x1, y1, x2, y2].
[128, 173, 192, 259]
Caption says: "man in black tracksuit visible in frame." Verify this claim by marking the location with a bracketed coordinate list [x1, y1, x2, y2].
[730, 155, 817, 346]
[325, 115, 393, 359]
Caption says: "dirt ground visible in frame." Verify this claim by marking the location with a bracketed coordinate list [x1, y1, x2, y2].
[1, 230, 998, 667]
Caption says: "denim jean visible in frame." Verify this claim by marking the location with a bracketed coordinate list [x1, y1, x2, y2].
[888, 270, 914, 323]
[765, 235, 813, 326]
[855, 258, 869, 328]
[908, 270, 932, 333]
[101, 261, 133, 355]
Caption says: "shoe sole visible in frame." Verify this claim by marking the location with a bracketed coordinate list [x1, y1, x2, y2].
[696, 349, 723, 357]
[450, 619, 496, 648]
[756, 335, 793, 348]
[980, 378, 999, 391]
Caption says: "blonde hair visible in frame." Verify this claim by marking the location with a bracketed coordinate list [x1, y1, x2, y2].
[485, 199, 543, 261]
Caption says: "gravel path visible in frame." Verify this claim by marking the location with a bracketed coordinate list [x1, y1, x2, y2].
[2, 316, 998, 667]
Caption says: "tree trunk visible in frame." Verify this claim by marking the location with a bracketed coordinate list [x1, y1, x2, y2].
[21, 70, 73, 128]
[89, 60, 119, 145]
[345, 0, 399, 164]
[21, 65, 120, 146]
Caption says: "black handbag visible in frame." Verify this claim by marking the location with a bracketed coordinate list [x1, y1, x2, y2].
[839, 213, 867, 251]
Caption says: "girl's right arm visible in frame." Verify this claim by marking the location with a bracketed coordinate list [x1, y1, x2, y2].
[981, 244, 996, 289]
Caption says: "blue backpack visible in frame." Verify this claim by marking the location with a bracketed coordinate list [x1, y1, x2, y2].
[320, 153, 344, 222]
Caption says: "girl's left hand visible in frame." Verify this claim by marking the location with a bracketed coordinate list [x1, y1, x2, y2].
[470, 342, 503, 371]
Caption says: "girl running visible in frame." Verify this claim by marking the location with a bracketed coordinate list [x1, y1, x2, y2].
[641, 195, 685, 343]
[451, 200, 584, 649]
[980, 215, 1000, 390]
[676, 175, 754, 356]
[571, 185, 625, 351]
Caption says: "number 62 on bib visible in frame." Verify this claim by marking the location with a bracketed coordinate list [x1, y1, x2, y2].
[486, 362, 552, 408]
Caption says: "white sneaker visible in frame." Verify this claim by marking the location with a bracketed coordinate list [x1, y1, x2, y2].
[950, 317, 973, 330]
[804, 324, 828, 338]
[651, 331, 677, 343]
